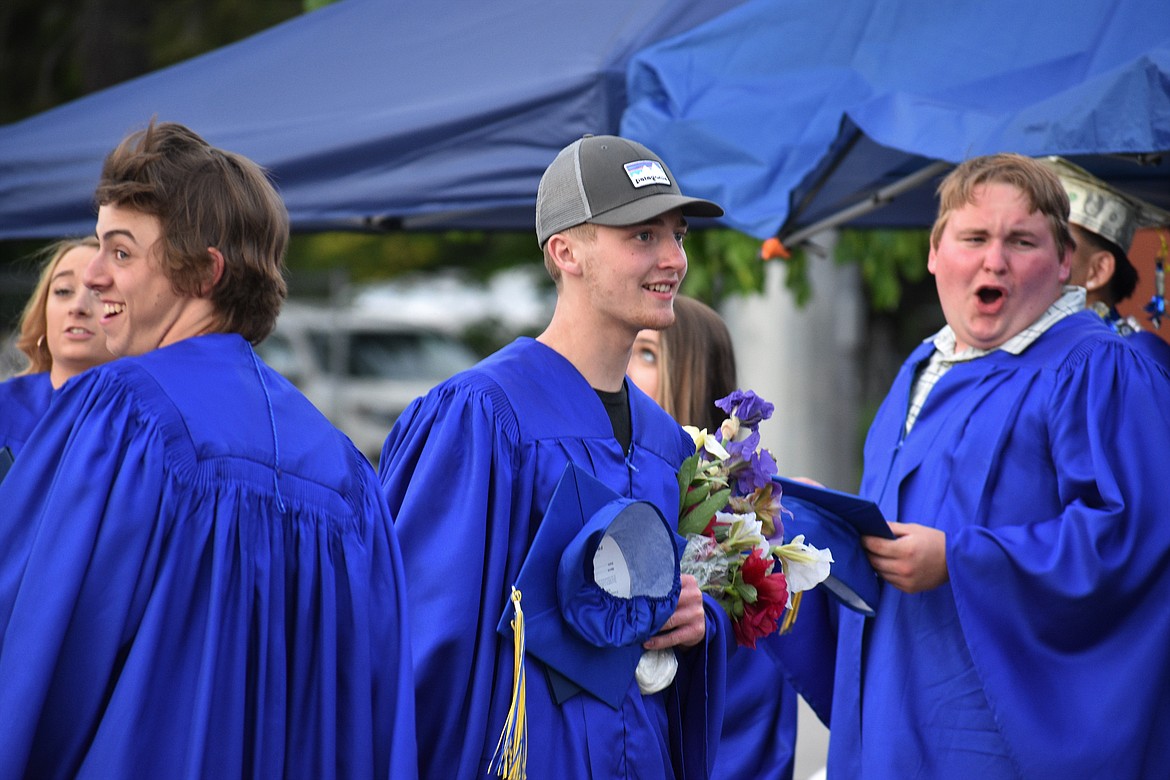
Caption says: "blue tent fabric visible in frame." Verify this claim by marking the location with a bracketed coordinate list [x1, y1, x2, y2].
[0, 0, 745, 240]
[622, 0, 1170, 239]
[2, 0, 1167, 243]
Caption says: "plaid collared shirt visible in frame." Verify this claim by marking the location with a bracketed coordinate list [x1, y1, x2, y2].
[904, 286, 1086, 435]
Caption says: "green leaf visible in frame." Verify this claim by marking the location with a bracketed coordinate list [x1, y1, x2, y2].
[681, 482, 712, 514]
[676, 452, 701, 512]
[678, 488, 732, 536]
[678, 511, 711, 537]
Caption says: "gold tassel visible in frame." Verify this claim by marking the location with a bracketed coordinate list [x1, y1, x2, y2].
[490, 587, 528, 780]
[780, 590, 802, 635]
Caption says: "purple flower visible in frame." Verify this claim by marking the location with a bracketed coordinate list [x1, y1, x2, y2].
[722, 426, 761, 461]
[734, 448, 778, 494]
[715, 390, 775, 429]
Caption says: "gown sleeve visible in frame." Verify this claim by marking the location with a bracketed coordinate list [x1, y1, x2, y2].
[379, 377, 522, 780]
[1129, 329, 1170, 372]
[666, 595, 732, 778]
[0, 373, 52, 456]
[365, 471, 421, 780]
[947, 340, 1170, 777]
[0, 370, 170, 773]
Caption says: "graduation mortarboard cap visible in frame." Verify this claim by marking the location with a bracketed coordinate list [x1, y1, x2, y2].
[774, 476, 894, 617]
[497, 462, 681, 709]
[1041, 156, 1170, 251]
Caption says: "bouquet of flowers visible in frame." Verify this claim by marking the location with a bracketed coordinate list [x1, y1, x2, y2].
[677, 390, 832, 648]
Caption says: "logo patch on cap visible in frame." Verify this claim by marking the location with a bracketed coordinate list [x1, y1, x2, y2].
[624, 160, 671, 189]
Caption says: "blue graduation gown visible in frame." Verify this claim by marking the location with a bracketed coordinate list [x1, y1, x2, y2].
[712, 648, 797, 780]
[0, 372, 52, 456]
[379, 337, 729, 780]
[825, 311, 1170, 778]
[1128, 328, 1170, 371]
[0, 334, 417, 780]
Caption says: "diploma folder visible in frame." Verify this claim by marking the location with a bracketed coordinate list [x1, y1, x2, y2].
[773, 476, 894, 616]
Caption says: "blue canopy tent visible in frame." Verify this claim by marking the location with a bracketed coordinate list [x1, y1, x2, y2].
[0, 0, 744, 240]
[622, 0, 1170, 242]
[3, 0, 1167, 244]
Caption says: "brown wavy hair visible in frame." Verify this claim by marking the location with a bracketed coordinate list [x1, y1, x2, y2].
[94, 120, 289, 343]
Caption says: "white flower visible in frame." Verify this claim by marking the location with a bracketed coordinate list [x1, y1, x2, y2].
[720, 511, 769, 555]
[774, 534, 833, 593]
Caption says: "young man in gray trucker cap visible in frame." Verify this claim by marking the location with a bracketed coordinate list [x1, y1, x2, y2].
[378, 134, 731, 780]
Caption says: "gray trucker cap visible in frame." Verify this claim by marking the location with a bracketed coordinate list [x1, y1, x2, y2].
[535, 135, 723, 247]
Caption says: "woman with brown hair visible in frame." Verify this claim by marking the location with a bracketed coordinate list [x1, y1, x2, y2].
[628, 294, 802, 780]
[626, 294, 737, 434]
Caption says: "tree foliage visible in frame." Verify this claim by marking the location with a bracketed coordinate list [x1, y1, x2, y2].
[680, 229, 767, 305]
[0, 0, 306, 124]
[836, 229, 931, 312]
[287, 230, 541, 283]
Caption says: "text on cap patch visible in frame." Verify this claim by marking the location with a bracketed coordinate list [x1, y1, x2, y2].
[624, 160, 671, 188]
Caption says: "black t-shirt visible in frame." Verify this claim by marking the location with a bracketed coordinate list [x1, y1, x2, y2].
[595, 381, 631, 453]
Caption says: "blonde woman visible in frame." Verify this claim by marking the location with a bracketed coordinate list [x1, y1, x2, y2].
[1, 237, 111, 454]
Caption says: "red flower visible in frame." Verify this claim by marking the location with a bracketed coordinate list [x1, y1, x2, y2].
[732, 549, 788, 649]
